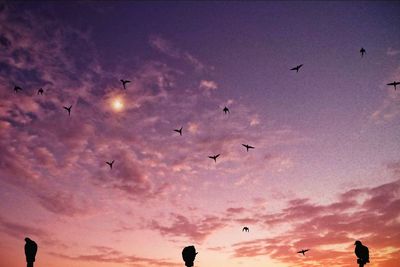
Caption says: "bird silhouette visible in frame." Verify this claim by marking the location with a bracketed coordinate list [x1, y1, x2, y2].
[174, 127, 183, 136]
[242, 144, 255, 152]
[63, 105, 72, 116]
[223, 106, 230, 114]
[106, 160, 114, 169]
[37, 88, 44, 95]
[355, 240, 369, 265]
[120, 79, 131, 89]
[297, 249, 309, 256]
[387, 81, 399, 90]
[14, 85, 22, 93]
[242, 226, 249, 232]
[360, 47, 366, 57]
[290, 64, 303, 72]
[208, 154, 220, 163]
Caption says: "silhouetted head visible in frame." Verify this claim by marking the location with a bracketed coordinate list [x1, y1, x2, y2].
[25, 237, 31, 242]
[182, 245, 197, 267]
[354, 240, 362, 246]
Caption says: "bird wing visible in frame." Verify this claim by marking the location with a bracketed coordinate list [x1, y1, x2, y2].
[248, 145, 254, 149]
[242, 144, 247, 147]
[298, 64, 303, 68]
[125, 80, 131, 83]
[290, 67, 297, 70]
[387, 82, 395, 86]
[215, 154, 220, 158]
[208, 156, 214, 159]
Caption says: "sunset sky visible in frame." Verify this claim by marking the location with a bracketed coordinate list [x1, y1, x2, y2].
[0, 1, 400, 267]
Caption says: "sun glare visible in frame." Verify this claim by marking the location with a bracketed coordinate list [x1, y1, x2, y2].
[112, 98, 124, 111]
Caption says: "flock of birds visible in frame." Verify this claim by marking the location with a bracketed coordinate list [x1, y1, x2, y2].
[11, 47, 386, 262]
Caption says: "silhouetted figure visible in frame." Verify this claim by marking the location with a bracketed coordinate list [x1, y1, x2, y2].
[37, 88, 44, 95]
[360, 47, 366, 57]
[182, 245, 197, 267]
[63, 105, 72, 116]
[208, 154, 220, 163]
[106, 160, 114, 169]
[14, 85, 22, 93]
[387, 81, 399, 90]
[290, 64, 303, 73]
[120, 79, 131, 89]
[223, 106, 230, 114]
[297, 249, 309, 256]
[24, 237, 37, 267]
[242, 144, 255, 152]
[355, 240, 369, 267]
[242, 226, 249, 232]
[174, 127, 183, 136]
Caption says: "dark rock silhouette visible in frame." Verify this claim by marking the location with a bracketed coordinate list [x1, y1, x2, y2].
[360, 47, 366, 57]
[355, 240, 369, 266]
[63, 105, 72, 116]
[297, 249, 309, 256]
[242, 144, 254, 152]
[223, 106, 230, 114]
[208, 154, 220, 163]
[24, 237, 37, 267]
[182, 245, 197, 267]
[242, 226, 249, 232]
[290, 64, 303, 73]
[120, 79, 131, 89]
[387, 81, 399, 90]
[174, 127, 183, 136]
[37, 88, 44, 95]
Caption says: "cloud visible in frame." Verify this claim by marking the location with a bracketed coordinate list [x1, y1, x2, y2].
[199, 80, 218, 92]
[386, 47, 400, 56]
[51, 246, 181, 267]
[149, 35, 210, 72]
[231, 178, 400, 266]
[150, 213, 228, 242]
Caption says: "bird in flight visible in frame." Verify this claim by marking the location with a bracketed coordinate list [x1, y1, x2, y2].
[120, 79, 131, 89]
[63, 105, 72, 116]
[174, 127, 183, 136]
[387, 81, 399, 90]
[242, 227, 249, 232]
[106, 160, 114, 170]
[37, 88, 44, 95]
[290, 64, 303, 73]
[223, 106, 230, 114]
[297, 249, 309, 256]
[242, 144, 255, 152]
[14, 86, 22, 93]
[360, 47, 366, 57]
[208, 154, 220, 163]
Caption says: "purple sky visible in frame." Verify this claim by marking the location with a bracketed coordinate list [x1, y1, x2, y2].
[0, 2, 399, 267]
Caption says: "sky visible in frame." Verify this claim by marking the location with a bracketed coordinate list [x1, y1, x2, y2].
[0, 1, 399, 267]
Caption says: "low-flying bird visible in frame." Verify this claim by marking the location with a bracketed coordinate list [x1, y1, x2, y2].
[63, 105, 72, 116]
[120, 79, 131, 89]
[290, 64, 303, 73]
[37, 88, 44, 95]
[355, 240, 369, 265]
[174, 127, 183, 136]
[223, 106, 230, 114]
[387, 81, 399, 90]
[242, 227, 249, 232]
[14, 85, 22, 93]
[106, 160, 114, 170]
[242, 144, 255, 152]
[208, 154, 220, 163]
[297, 249, 309, 256]
[360, 47, 366, 57]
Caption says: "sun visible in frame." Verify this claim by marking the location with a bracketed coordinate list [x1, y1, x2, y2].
[112, 98, 124, 111]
